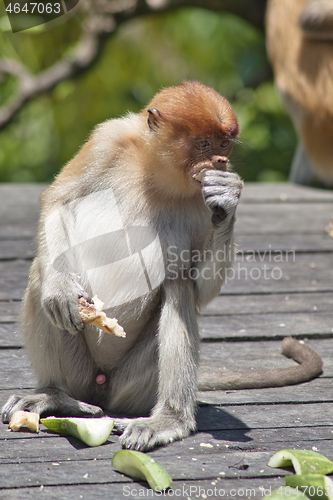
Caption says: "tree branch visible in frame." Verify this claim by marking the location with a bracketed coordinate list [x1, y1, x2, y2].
[0, 0, 267, 130]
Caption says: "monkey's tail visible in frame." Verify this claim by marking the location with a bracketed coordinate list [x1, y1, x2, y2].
[198, 337, 323, 391]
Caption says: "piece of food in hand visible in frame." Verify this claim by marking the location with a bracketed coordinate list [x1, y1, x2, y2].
[41, 416, 114, 447]
[285, 474, 333, 500]
[112, 449, 172, 491]
[192, 168, 210, 182]
[267, 449, 333, 475]
[79, 295, 126, 338]
[8, 411, 39, 433]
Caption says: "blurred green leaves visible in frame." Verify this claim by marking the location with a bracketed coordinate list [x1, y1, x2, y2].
[0, 5, 296, 183]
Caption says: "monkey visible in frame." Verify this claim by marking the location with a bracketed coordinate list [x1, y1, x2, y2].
[1, 81, 323, 451]
[266, 0, 333, 187]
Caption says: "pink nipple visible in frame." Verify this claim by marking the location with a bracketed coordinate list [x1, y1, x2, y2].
[96, 374, 106, 384]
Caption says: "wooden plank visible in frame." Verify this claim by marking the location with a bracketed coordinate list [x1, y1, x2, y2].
[0, 324, 23, 347]
[0, 350, 36, 390]
[0, 260, 30, 300]
[0, 478, 299, 500]
[0, 301, 21, 322]
[236, 203, 333, 234]
[0, 222, 39, 239]
[1, 425, 331, 462]
[199, 339, 333, 376]
[0, 184, 45, 220]
[204, 291, 333, 315]
[240, 182, 333, 203]
[196, 402, 333, 430]
[0, 239, 35, 259]
[199, 312, 333, 340]
[220, 253, 333, 294]
[0, 184, 44, 238]
[3, 233, 330, 259]
[197, 378, 333, 405]
[236, 233, 333, 252]
[2, 445, 333, 489]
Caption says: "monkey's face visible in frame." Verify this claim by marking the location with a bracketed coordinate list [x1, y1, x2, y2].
[144, 130, 235, 200]
[187, 135, 234, 187]
[143, 82, 239, 199]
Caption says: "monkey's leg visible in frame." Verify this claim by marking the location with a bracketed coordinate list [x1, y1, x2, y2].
[1, 274, 104, 423]
[1, 389, 103, 423]
[117, 281, 199, 451]
[107, 313, 160, 417]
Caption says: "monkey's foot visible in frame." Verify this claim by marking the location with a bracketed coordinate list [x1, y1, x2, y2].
[118, 414, 195, 451]
[1, 391, 103, 423]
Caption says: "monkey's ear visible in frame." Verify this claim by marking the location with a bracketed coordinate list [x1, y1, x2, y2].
[147, 108, 162, 131]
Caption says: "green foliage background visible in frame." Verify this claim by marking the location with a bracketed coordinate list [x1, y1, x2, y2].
[0, 5, 297, 183]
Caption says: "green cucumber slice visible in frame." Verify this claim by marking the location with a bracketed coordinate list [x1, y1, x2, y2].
[263, 487, 310, 499]
[112, 449, 172, 491]
[267, 449, 333, 475]
[41, 416, 114, 447]
[285, 474, 333, 500]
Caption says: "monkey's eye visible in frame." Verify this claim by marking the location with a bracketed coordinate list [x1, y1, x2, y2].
[221, 140, 230, 148]
[196, 140, 211, 149]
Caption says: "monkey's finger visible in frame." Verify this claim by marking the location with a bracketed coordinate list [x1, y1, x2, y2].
[49, 299, 83, 334]
[1, 395, 21, 423]
[204, 169, 242, 183]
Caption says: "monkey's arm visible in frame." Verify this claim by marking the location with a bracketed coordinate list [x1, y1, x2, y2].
[119, 279, 200, 451]
[195, 169, 243, 307]
[37, 204, 90, 334]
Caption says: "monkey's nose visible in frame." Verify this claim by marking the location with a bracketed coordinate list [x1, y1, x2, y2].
[211, 156, 228, 170]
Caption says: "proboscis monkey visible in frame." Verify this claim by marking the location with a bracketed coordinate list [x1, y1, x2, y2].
[1, 82, 322, 450]
[266, 0, 333, 187]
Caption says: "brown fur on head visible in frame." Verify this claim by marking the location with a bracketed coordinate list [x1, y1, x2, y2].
[143, 81, 239, 139]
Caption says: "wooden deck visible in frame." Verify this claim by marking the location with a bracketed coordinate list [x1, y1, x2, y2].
[1, 182, 333, 499]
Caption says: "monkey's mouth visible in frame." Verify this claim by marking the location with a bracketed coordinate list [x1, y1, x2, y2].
[191, 158, 228, 185]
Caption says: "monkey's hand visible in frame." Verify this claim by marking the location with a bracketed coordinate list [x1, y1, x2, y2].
[41, 273, 90, 334]
[202, 170, 243, 226]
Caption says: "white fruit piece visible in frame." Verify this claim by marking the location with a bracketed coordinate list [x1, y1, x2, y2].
[8, 411, 39, 433]
[112, 449, 172, 491]
[192, 168, 211, 182]
[41, 416, 114, 447]
[79, 295, 126, 338]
